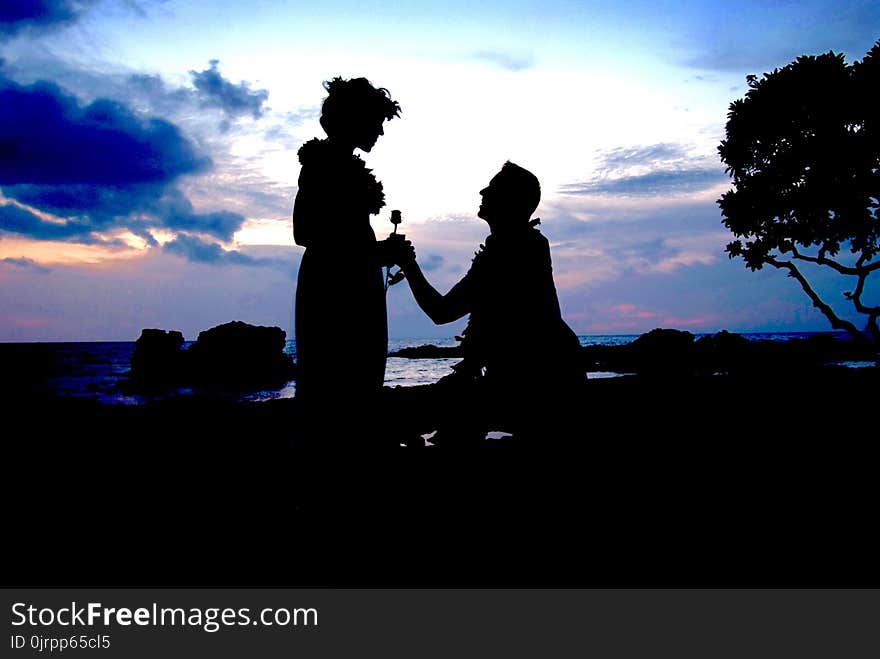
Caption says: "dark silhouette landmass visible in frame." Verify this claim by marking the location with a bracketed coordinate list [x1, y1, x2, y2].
[5, 330, 878, 587]
[126, 323, 876, 393]
[129, 320, 295, 390]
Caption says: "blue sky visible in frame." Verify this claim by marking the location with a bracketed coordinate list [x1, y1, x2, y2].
[0, 0, 877, 340]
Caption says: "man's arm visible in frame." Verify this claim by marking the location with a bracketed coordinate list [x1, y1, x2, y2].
[401, 259, 471, 325]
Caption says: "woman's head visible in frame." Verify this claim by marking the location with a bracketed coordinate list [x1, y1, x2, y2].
[319, 77, 400, 151]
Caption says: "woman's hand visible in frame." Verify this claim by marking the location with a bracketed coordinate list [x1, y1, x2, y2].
[379, 234, 416, 268]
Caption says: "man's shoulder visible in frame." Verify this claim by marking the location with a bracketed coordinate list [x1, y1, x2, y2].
[527, 226, 550, 247]
[517, 227, 552, 263]
[467, 225, 551, 272]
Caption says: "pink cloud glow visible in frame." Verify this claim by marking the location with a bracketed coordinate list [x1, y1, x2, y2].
[610, 303, 660, 319]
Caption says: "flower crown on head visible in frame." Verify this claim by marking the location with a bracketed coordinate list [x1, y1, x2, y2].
[322, 76, 401, 122]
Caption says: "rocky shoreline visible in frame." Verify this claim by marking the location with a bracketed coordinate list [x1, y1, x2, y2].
[128, 322, 878, 396]
[129, 320, 296, 390]
[392, 327, 879, 375]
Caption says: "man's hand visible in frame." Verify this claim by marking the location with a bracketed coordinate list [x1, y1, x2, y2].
[380, 233, 416, 268]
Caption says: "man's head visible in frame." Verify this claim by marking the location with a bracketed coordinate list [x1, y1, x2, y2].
[477, 161, 541, 228]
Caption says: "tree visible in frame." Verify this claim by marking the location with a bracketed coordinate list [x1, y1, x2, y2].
[718, 40, 880, 343]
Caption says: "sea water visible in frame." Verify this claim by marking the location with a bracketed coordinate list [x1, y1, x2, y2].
[0, 332, 867, 405]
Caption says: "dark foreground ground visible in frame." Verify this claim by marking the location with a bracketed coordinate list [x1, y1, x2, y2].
[5, 367, 878, 587]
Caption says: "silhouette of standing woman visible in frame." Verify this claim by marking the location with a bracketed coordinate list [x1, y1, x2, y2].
[292, 77, 404, 416]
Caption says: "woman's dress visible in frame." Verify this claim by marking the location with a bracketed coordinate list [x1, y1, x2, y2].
[292, 138, 388, 403]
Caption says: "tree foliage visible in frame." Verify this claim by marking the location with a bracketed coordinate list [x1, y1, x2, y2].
[718, 40, 880, 342]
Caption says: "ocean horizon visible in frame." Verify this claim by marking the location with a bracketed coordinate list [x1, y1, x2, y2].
[0, 330, 867, 406]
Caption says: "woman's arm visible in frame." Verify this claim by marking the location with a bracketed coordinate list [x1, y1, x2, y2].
[292, 194, 310, 247]
[292, 167, 319, 247]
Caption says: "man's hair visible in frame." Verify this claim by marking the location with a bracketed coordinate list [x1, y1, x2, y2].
[319, 77, 400, 137]
[499, 161, 541, 218]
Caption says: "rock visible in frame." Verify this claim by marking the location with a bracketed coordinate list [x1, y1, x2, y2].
[130, 329, 185, 383]
[694, 330, 752, 374]
[186, 321, 295, 389]
[629, 328, 695, 376]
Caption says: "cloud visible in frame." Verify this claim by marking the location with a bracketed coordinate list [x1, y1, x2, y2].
[0, 0, 97, 39]
[263, 108, 320, 146]
[1, 184, 244, 242]
[598, 143, 689, 170]
[0, 54, 295, 251]
[1, 256, 51, 273]
[527, 194, 733, 304]
[163, 233, 291, 270]
[0, 202, 106, 243]
[1, 54, 273, 133]
[0, 77, 209, 186]
[0, 247, 298, 341]
[127, 72, 194, 115]
[471, 50, 534, 72]
[559, 142, 727, 197]
[609, 303, 660, 320]
[420, 254, 445, 271]
[562, 167, 727, 197]
[190, 60, 269, 120]
[151, 189, 245, 242]
[0, 71, 252, 245]
[616, 237, 667, 261]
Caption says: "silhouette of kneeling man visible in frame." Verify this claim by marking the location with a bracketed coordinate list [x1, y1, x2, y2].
[400, 162, 583, 444]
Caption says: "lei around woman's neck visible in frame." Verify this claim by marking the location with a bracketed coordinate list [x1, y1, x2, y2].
[297, 138, 386, 214]
[298, 137, 362, 165]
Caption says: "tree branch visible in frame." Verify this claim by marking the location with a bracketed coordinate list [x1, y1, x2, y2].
[791, 246, 859, 274]
[766, 257, 865, 341]
[849, 271, 880, 341]
[852, 272, 878, 310]
[853, 250, 880, 273]
[850, 270, 880, 315]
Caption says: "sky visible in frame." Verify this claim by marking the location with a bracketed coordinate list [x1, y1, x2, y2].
[0, 0, 878, 341]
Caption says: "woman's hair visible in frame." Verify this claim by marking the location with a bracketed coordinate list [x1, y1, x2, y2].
[319, 77, 401, 137]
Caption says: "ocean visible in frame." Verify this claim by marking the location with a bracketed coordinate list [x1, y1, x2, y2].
[0, 332, 868, 405]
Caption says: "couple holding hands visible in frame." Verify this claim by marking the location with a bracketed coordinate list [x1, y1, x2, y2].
[293, 77, 582, 442]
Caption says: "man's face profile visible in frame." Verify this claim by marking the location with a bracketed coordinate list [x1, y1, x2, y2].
[478, 172, 506, 222]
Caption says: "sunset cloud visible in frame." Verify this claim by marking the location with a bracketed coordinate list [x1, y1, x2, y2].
[163, 233, 292, 269]
[0, 202, 105, 243]
[1, 256, 51, 274]
[610, 304, 659, 320]
[559, 143, 727, 198]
